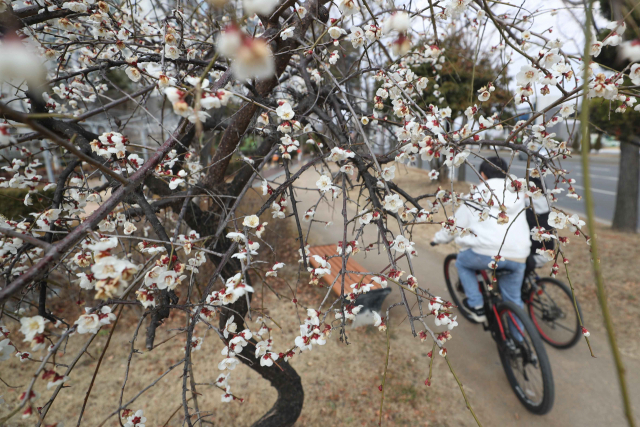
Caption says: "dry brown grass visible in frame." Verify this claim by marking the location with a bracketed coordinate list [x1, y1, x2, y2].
[0, 292, 471, 426]
[2, 166, 638, 427]
[558, 226, 640, 359]
[0, 188, 473, 427]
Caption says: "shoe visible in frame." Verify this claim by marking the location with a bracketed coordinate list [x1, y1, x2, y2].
[462, 298, 487, 323]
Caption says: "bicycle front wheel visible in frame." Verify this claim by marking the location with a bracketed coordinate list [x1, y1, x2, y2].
[496, 300, 555, 415]
[527, 277, 582, 349]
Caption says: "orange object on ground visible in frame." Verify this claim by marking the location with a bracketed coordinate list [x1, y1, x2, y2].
[307, 244, 380, 295]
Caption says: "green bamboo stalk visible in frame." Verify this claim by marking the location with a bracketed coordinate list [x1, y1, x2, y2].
[578, 2, 636, 425]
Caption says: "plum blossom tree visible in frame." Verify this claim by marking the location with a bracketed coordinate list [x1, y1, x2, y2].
[0, 0, 636, 426]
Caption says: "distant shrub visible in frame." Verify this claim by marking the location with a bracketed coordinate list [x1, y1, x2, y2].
[0, 188, 55, 221]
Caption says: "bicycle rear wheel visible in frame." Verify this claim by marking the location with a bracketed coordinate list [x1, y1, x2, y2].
[528, 277, 582, 349]
[443, 254, 474, 322]
[496, 300, 554, 415]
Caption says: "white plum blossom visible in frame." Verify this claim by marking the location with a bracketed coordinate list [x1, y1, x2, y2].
[316, 174, 333, 193]
[75, 311, 101, 334]
[383, 12, 411, 33]
[243, 215, 260, 228]
[169, 177, 184, 190]
[337, 0, 359, 16]
[603, 21, 625, 46]
[218, 357, 240, 371]
[506, 175, 527, 193]
[266, 262, 285, 277]
[47, 373, 70, 390]
[328, 27, 347, 39]
[591, 41, 603, 57]
[548, 211, 567, 229]
[281, 27, 295, 40]
[359, 210, 373, 225]
[567, 214, 585, 232]
[559, 104, 575, 118]
[217, 27, 275, 81]
[630, 64, 640, 86]
[260, 352, 279, 367]
[276, 102, 295, 120]
[328, 147, 355, 162]
[0, 38, 45, 85]
[165, 45, 180, 60]
[124, 409, 146, 427]
[390, 235, 415, 255]
[381, 166, 395, 181]
[20, 316, 47, 342]
[383, 194, 403, 213]
[125, 67, 141, 82]
[516, 65, 541, 86]
[123, 221, 137, 235]
[536, 248, 556, 263]
[62, 1, 88, 12]
[350, 27, 365, 49]
[445, 0, 472, 18]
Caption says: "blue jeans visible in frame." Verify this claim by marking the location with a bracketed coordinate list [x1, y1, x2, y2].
[456, 249, 526, 340]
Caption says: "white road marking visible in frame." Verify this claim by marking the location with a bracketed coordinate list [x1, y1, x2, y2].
[588, 166, 615, 172]
[573, 173, 617, 181]
[468, 163, 619, 182]
[571, 184, 617, 196]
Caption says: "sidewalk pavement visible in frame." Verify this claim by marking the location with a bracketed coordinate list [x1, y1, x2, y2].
[274, 164, 640, 427]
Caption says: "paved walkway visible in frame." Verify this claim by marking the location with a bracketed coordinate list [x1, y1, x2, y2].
[284, 166, 640, 427]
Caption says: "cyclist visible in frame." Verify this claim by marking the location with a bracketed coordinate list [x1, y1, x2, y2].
[432, 157, 531, 323]
[525, 176, 554, 272]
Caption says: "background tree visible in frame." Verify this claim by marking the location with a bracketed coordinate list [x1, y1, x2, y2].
[413, 34, 512, 121]
[594, 0, 640, 232]
[589, 100, 640, 231]
[412, 31, 512, 181]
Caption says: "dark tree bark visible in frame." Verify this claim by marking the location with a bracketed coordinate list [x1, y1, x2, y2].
[181, 202, 304, 427]
[179, 4, 329, 423]
[612, 138, 639, 232]
[216, 249, 304, 427]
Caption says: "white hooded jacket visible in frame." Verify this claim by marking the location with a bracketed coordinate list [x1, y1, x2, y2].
[433, 178, 531, 259]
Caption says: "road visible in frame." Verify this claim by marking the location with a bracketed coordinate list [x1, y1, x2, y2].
[419, 153, 638, 226]
[289, 166, 640, 427]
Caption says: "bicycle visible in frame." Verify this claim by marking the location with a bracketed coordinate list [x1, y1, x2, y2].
[441, 252, 555, 414]
[444, 253, 583, 349]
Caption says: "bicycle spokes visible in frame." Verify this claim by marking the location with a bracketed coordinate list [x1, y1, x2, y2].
[528, 279, 582, 349]
[499, 307, 548, 408]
